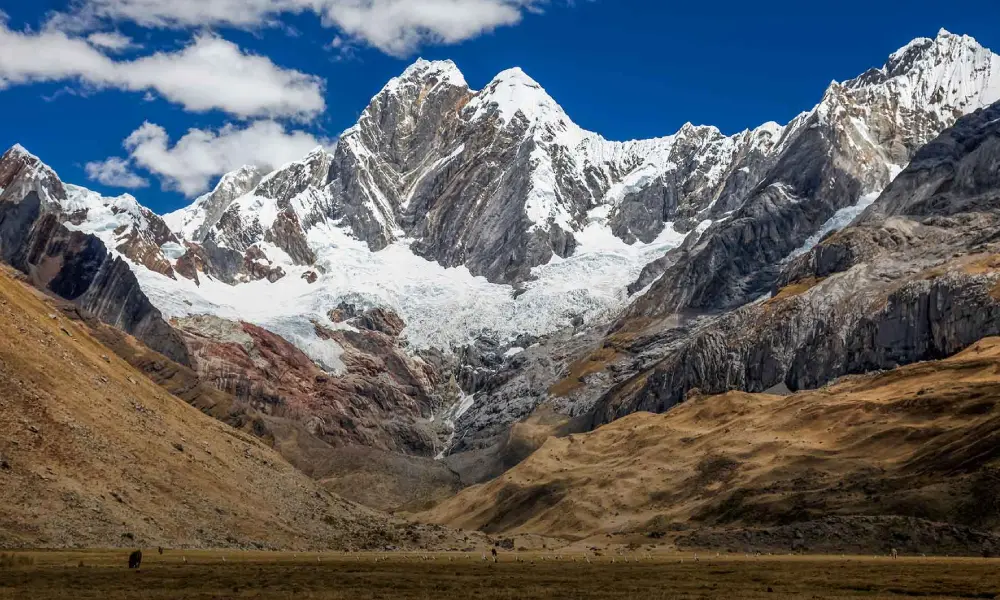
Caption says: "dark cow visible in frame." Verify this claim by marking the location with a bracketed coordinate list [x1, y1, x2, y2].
[128, 550, 142, 569]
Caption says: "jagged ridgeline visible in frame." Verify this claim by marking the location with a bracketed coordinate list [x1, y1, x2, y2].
[0, 29, 998, 475]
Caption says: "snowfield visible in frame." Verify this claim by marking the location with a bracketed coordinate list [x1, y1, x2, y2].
[130, 211, 697, 371]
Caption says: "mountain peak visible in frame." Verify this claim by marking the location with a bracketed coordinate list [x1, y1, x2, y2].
[2, 143, 43, 165]
[469, 66, 582, 138]
[879, 29, 995, 79]
[491, 67, 540, 87]
[0, 143, 67, 205]
[216, 164, 262, 190]
[389, 58, 468, 91]
[842, 30, 1000, 118]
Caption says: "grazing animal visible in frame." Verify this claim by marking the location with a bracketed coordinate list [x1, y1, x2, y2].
[157, 547, 163, 555]
[128, 550, 142, 569]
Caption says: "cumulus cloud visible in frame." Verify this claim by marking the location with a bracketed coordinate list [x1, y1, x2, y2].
[119, 120, 333, 196]
[84, 156, 150, 188]
[58, 0, 550, 56]
[85, 31, 140, 52]
[0, 23, 325, 120]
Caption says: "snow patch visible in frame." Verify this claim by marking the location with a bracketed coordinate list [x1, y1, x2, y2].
[435, 391, 478, 459]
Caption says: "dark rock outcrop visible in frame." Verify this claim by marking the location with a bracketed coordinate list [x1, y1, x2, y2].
[0, 192, 189, 365]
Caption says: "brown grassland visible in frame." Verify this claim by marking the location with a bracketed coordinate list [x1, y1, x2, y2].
[422, 337, 1000, 543]
[2, 551, 1000, 599]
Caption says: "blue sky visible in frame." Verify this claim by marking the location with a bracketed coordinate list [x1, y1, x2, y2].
[2, 0, 999, 214]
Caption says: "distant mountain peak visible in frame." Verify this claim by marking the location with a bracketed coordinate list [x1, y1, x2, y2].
[857, 29, 998, 88]
[0, 142, 66, 204]
[466, 65, 586, 144]
[384, 58, 469, 95]
[5, 143, 34, 159]
[840, 29, 1000, 127]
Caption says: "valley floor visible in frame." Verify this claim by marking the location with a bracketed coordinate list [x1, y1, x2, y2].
[2, 551, 1000, 599]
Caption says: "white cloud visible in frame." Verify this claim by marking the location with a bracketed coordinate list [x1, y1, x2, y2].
[85, 156, 150, 188]
[0, 22, 325, 120]
[321, 0, 531, 56]
[59, 0, 550, 56]
[120, 120, 333, 196]
[85, 31, 140, 52]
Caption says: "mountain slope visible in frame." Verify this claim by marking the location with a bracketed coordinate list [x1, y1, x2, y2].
[421, 337, 1000, 555]
[0, 147, 189, 365]
[0, 265, 398, 550]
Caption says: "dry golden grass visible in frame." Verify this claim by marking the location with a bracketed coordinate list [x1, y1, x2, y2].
[763, 277, 826, 307]
[0, 265, 390, 550]
[961, 254, 1000, 275]
[1, 551, 1000, 599]
[422, 337, 1000, 544]
[549, 346, 620, 397]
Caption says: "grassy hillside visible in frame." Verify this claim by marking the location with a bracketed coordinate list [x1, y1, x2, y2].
[0, 265, 397, 550]
[422, 337, 1000, 553]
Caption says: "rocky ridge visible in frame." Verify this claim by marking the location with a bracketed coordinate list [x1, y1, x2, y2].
[593, 98, 1000, 425]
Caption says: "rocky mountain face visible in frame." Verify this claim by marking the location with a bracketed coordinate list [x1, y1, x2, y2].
[0, 30, 998, 480]
[175, 312, 452, 455]
[593, 98, 1000, 425]
[164, 60, 791, 287]
[626, 29, 1000, 315]
[437, 31, 1000, 456]
[0, 148, 189, 365]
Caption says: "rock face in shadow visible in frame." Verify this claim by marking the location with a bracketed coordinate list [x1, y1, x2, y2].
[592, 101, 1000, 425]
[0, 192, 189, 366]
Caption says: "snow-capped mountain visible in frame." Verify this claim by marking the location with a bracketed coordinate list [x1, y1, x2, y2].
[1, 30, 998, 459]
[626, 29, 1000, 316]
[151, 30, 998, 354]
